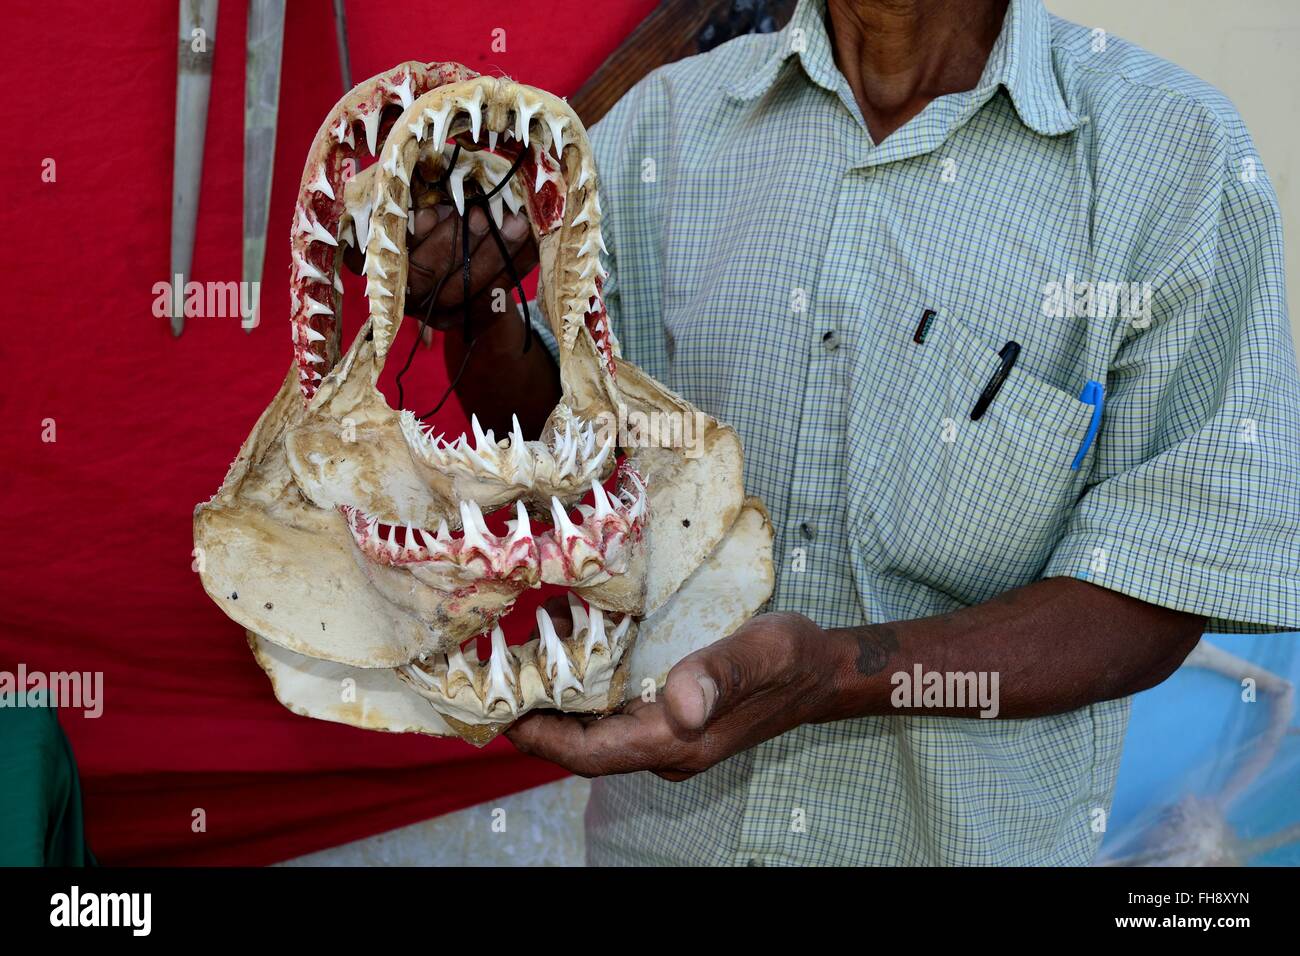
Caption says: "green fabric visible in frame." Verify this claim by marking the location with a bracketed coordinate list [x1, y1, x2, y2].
[0, 694, 95, 866]
[528, 0, 1300, 865]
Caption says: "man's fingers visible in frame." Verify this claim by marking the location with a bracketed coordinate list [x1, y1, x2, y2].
[661, 618, 799, 732]
[408, 208, 536, 314]
[507, 705, 686, 777]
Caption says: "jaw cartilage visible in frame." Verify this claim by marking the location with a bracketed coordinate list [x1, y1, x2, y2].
[398, 599, 637, 726]
[194, 61, 774, 746]
[398, 407, 616, 514]
[339, 461, 645, 590]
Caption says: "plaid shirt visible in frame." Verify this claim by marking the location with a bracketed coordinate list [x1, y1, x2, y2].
[531, 0, 1300, 865]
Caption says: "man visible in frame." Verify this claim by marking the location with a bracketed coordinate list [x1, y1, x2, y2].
[394, 0, 1300, 864]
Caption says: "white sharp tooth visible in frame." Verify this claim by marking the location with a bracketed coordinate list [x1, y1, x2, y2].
[550, 496, 581, 541]
[415, 527, 436, 551]
[485, 625, 518, 714]
[385, 524, 399, 554]
[366, 279, 393, 300]
[386, 73, 414, 109]
[382, 145, 410, 185]
[584, 606, 608, 656]
[405, 660, 437, 686]
[489, 193, 504, 229]
[465, 93, 483, 142]
[460, 498, 491, 537]
[502, 181, 522, 215]
[334, 271, 343, 293]
[360, 107, 382, 156]
[436, 519, 451, 542]
[510, 415, 531, 477]
[302, 296, 333, 318]
[449, 163, 468, 215]
[445, 644, 475, 694]
[591, 480, 614, 519]
[470, 414, 490, 452]
[372, 227, 400, 255]
[515, 95, 540, 146]
[462, 442, 499, 476]
[534, 159, 548, 194]
[560, 424, 578, 476]
[364, 251, 389, 279]
[567, 593, 590, 637]
[424, 101, 453, 146]
[508, 500, 532, 543]
[457, 501, 489, 554]
[627, 482, 647, 521]
[297, 207, 339, 247]
[503, 126, 513, 141]
[404, 524, 419, 553]
[576, 163, 591, 190]
[593, 193, 601, 215]
[345, 199, 372, 249]
[545, 114, 567, 159]
[571, 205, 590, 227]
[294, 251, 327, 283]
[488, 130, 498, 151]
[307, 166, 335, 200]
[331, 114, 354, 146]
[610, 615, 631, 648]
[536, 608, 582, 705]
[408, 117, 426, 140]
[303, 325, 326, 343]
[382, 197, 405, 219]
[408, 211, 416, 235]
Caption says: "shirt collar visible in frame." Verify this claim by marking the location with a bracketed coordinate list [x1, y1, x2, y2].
[725, 0, 1079, 137]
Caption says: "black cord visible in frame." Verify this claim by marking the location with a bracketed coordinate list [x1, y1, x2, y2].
[397, 141, 537, 420]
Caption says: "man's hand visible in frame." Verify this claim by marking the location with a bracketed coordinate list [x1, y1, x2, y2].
[507, 612, 838, 780]
[343, 203, 538, 332]
[507, 578, 1205, 779]
[342, 199, 558, 436]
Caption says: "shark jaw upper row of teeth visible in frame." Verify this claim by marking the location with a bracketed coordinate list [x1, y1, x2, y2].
[328, 73, 572, 165]
[401, 600, 632, 715]
[339, 468, 646, 579]
[400, 411, 613, 485]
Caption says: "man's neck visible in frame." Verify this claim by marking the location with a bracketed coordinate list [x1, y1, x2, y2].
[825, 0, 1009, 144]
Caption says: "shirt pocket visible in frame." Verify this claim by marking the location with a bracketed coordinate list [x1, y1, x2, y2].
[857, 308, 1097, 603]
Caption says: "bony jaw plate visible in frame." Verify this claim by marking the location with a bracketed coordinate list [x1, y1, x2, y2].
[193, 63, 775, 745]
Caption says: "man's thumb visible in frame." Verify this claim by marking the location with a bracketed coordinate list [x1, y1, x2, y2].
[663, 662, 720, 731]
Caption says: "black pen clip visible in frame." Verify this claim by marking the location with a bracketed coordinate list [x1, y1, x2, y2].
[970, 341, 1021, 421]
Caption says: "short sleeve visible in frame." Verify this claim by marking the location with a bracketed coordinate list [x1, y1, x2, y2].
[1043, 125, 1300, 633]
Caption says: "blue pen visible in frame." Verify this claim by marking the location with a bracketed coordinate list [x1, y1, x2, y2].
[1071, 380, 1105, 470]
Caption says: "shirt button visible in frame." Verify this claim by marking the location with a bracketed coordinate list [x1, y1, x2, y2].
[821, 330, 840, 352]
[800, 521, 817, 541]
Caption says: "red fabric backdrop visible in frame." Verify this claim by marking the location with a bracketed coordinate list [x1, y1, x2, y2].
[0, 0, 656, 865]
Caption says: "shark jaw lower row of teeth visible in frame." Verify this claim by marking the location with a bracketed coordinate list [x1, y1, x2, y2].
[399, 410, 613, 487]
[339, 465, 646, 585]
[399, 598, 633, 720]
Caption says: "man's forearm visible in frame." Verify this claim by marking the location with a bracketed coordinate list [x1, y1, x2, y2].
[819, 577, 1206, 721]
[443, 300, 561, 437]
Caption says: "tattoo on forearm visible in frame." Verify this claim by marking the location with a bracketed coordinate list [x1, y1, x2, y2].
[854, 625, 900, 676]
